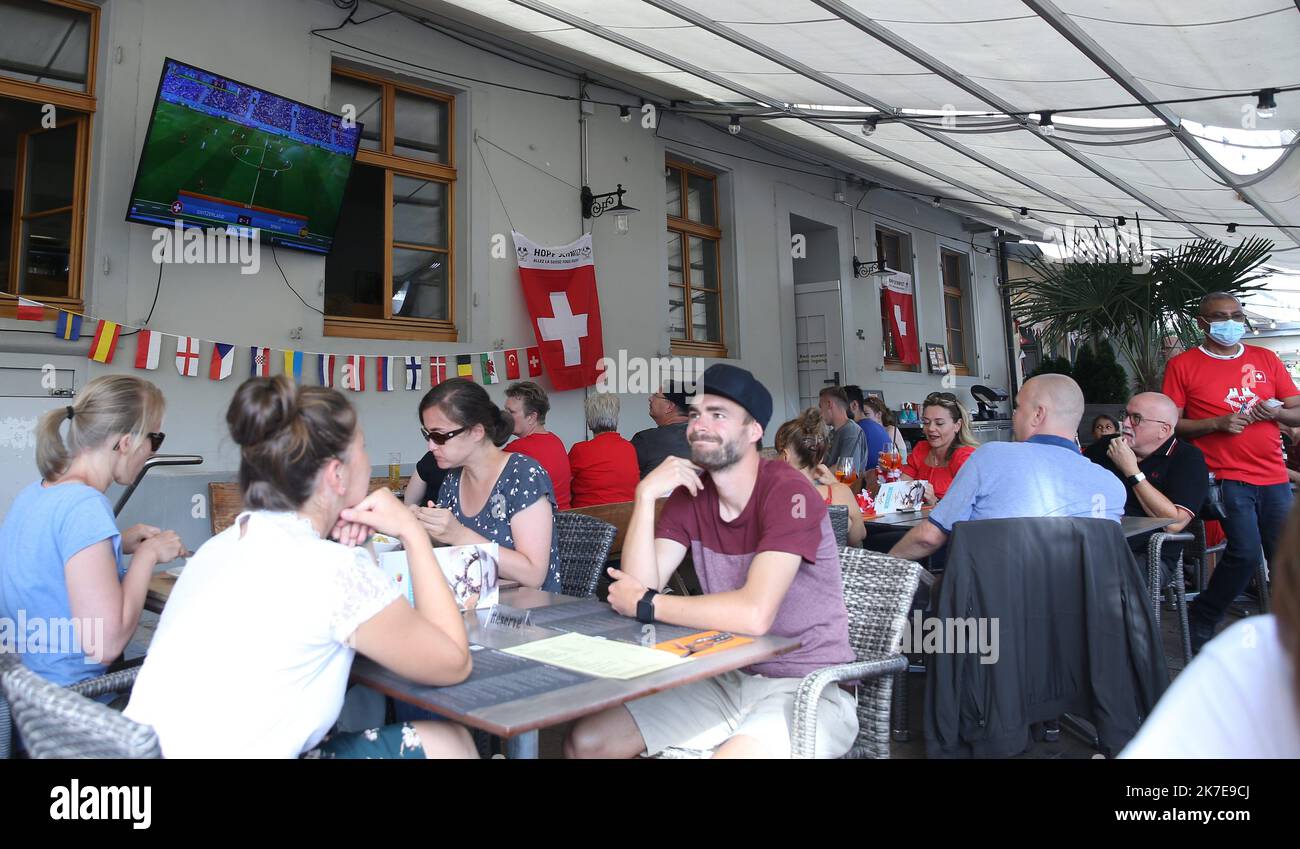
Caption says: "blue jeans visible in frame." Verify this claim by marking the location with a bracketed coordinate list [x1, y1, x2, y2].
[1191, 480, 1294, 626]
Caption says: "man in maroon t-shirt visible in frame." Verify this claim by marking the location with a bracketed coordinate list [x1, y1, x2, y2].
[503, 381, 572, 510]
[564, 364, 857, 759]
[1163, 292, 1300, 652]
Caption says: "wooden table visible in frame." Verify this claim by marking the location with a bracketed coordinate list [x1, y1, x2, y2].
[350, 587, 801, 758]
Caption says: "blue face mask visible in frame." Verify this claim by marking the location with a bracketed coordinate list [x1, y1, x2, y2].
[1207, 319, 1245, 346]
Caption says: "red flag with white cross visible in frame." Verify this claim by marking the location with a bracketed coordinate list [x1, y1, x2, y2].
[512, 231, 603, 390]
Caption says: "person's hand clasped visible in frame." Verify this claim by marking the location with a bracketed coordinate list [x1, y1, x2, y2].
[1106, 436, 1141, 477]
[1247, 401, 1280, 424]
[410, 502, 464, 545]
[121, 523, 161, 555]
[1219, 411, 1250, 434]
[337, 487, 422, 545]
[137, 530, 186, 564]
[636, 456, 704, 502]
[606, 567, 648, 618]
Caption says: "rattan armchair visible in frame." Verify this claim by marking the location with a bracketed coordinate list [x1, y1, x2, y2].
[1, 663, 160, 759]
[554, 512, 617, 598]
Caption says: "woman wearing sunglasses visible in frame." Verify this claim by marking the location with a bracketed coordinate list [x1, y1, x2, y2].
[411, 378, 562, 591]
[0, 375, 185, 693]
[897, 392, 980, 506]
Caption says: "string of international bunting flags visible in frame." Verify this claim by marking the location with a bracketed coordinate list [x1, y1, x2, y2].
[6, 295, 543, 390]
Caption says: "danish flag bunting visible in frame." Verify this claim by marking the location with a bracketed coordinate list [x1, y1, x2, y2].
[430, 355, 446, 386]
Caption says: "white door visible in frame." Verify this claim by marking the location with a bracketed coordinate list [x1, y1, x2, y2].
[0, 363, 77, 518]
[795, 281, 846, 411]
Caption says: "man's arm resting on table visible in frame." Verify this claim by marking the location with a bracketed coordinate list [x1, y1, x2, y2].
[1131, 481, 1195, 533]
[889, 519, 948, 562]
[646, 551, 802, 636]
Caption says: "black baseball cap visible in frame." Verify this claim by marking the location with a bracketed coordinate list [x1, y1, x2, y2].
[698, 364, 773, 432]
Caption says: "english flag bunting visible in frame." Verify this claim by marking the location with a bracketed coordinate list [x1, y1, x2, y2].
[512, 231, 604, 390]
[376, 356, 395, 392]
[284, 350, 303, 383]
[504, 349, 521, 380]
[55, 311, 82, 341]
[480, 352, 499, 385]
[404, 356, 422, 391]
[134, 329, 162, 371]
[210, 343, 235, 380]
[317, 354, 336, 387]
[250, 346, 271, 377]
[88, 321, 121, 364]
[16, 297, 44, 321]
[430, 355, 446, 386]
[343, 355, 365, 391]
[175, 336, 201, 376]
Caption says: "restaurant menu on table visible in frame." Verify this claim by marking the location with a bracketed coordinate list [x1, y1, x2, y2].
[377, 543, 500, 611]
[873, 480, 927, 515]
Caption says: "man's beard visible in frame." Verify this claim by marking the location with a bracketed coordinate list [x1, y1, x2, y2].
[690, 433, 743, 472]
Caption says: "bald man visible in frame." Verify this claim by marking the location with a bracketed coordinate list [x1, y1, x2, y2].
[889, 374, 1127, 562]
[1085, 392, 1208, 570]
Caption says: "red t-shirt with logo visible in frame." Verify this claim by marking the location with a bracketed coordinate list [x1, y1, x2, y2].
[1162, 345, 1299, 485]
[505, 431, 572, 510]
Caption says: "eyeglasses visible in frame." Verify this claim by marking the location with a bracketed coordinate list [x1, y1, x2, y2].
[1200, 310, 1247, 322]
[1121, 410, 1169, 428]
[147, 432, 165, 452]
[420, 425, 469, 445]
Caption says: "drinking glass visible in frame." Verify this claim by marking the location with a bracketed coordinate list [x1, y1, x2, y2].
[388, 451, 402, 491]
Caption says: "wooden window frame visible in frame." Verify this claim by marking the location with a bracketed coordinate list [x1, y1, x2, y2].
[666, 158, 727, 358]
[876, 226, 919, 373]
[324, 65, 457, 342]
[0, 0, 98, 320]
[940, 248, 972, 376]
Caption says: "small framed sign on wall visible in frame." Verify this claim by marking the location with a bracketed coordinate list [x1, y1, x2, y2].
[926, 343, 949, 374]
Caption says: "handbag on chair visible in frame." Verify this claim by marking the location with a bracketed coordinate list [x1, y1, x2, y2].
[1199, 472, 1228, 521]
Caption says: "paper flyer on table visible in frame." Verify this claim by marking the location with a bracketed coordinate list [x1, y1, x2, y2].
[502, 632, 686, 680]
[873, 480, 927, 515]
[377, 543, 500, 611]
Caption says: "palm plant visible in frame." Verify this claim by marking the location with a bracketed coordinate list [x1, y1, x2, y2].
[1007, 237, 1273, 391]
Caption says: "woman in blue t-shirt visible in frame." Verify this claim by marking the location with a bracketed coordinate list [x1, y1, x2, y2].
[0, 375, 185, 687]
[410, 378, 562, 591]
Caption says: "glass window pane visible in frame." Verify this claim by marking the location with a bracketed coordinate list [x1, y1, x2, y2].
[688, 236, 718, 291]
[18, 211, 71, 297]
[685, 172, 715, 226]
[690, 289, 721, 343]
[668, 286, 686, 339]
[328, 73, 383, 151]
[24, 122, 77, 211]
[394, 91, 449, 163]
[324, 163, 385, 318]
[944, 294, 962, 330]
[665, 166, 682, 218]
[392, 176, 446, 248]
[949, 331, 965, 364]
[667, 231, 683, 286]
[391, 248, 448, 320]
[0, 0, 92, 93]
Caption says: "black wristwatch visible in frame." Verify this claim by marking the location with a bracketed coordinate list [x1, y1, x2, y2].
[636, 589, 659, 624]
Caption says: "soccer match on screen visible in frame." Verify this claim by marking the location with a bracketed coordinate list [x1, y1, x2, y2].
[126, 58, 361, 253]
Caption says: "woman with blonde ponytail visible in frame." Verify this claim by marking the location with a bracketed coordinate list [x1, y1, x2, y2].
[0, 375, 184, 690]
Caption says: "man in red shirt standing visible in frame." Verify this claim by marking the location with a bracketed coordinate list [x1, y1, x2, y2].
[503, 381, 572, 510]
[568, 392, 639, 507]
[1163, 292, 1300, 653]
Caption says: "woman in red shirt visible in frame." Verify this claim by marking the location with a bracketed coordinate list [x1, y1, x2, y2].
[568, 393, 639, 507]
[900, 392, 979, 505]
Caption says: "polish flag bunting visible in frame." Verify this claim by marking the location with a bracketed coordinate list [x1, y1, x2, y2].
[376, 356, 395, 392]
[175, 336, 201, 376]
[317, 354, 336, 387]
[430, 355, 446, 386]
[404, 356, 422, 391]
[250, 346, 271, 377]
[342, 355, 365, 391]
[16, 297, 44, 321]
[210, 343, 235, 380]
[504, 349, 521, 381]
[134, 329, 162, 370]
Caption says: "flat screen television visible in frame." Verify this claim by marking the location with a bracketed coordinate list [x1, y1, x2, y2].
[126, 58, 362, 254]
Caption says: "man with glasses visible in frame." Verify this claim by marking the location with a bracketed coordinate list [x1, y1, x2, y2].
[1085, 392, 1208, 573]
[631, 381, 693, 479]
[1163, 292, 1300, 653]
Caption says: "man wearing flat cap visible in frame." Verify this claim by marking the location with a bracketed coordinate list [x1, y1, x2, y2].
[565, 364, 857, 759]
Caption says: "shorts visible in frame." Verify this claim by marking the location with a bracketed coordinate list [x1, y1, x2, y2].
[624, 669, 859, 759]
[301, 722, 426, 759]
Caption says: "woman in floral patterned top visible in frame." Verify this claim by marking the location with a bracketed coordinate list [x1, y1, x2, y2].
[411, 379, 562, 591]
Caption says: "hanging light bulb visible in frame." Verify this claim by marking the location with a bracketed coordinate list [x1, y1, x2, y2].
[728, 115, 741, 135]
[1038, 111, 1056, 136]
[619, 105, 631, 123]
[1255, 89, 1278, 120]
[615, 211, 631, 235]
[861, 118, 877, 137]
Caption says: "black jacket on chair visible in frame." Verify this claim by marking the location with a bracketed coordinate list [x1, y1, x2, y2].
[924, 518, 1168, 758]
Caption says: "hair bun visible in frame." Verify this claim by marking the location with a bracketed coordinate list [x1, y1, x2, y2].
[227, 376, 298, 447]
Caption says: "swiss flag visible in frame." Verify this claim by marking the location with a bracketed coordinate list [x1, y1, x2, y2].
[512, 231, 604, 391]
[504, 349, 521, 380]
[526, 346, 542, 377]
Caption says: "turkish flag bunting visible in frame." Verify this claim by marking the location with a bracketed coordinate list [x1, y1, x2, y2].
[512, 231, 604, 391]
[504, 349, 521, 380]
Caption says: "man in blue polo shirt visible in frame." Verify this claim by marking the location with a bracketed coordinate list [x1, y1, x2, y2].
[888, 374, 1126, 561]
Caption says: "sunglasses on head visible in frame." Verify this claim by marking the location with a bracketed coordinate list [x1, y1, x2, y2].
[147, 432, 165, 452]
[420, 425, 469, 445]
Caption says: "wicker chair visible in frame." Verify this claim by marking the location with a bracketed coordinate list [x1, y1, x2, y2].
[1, 663, 159, 759]
[1147, 531, 1194, 669]
[554, 512, 617, 598]
[827, 504, 849, 548]
[790, 547, 922, 759]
